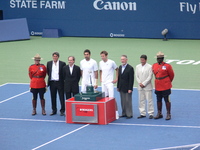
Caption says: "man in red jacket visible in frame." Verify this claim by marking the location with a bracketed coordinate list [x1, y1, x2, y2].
[152, 52, 174, 120]
[29, 54, 47, 115]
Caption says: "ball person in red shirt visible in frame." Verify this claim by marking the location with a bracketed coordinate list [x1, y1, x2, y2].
[29, 54, 47, 115]
[152, 52, 174, 120]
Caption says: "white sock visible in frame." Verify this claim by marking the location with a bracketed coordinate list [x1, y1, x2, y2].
[116, 111, 119, 119]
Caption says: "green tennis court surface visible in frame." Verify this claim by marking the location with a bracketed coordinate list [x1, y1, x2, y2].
[0, 36, 199, 89]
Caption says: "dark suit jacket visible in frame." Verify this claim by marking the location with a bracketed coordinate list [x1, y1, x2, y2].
[117, 64, 134, 93]
[63, 64, 81, 93]
[46, 60, 66, 86]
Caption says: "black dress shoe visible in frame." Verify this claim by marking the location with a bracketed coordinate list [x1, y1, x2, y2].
[137, 115, 146, 119]
[50, 112, 57, 116]
[149, 115, 154, 119]
[60, 112, 65, 116]
[119, 115, 127, 118]
[126, 116, 133, 119]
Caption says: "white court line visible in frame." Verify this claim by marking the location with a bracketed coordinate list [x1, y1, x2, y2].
[2, 83, 200, 91]
[0, 90, 29, 104]
[150, 143, 200, 150]
[191, 145, 200, 150]
[110, 123, 200, 129]
[0, 83, 8, 87]
[1, 117, 200, 149]
[31, 124, 89, 150]
[173, 88, 200, 91]
[6, 82, 29, 85]
[1, 117, 200, 129]
[0, 118, 65, 123]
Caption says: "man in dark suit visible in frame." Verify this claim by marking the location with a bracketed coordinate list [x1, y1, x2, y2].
[63, 56, 81, 100]
[117, 55, 134, 119]
[47, 52, 66, 116]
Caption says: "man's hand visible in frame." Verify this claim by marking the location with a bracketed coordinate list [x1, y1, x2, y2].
[112, 79, 118, 84]
[139, 83, 145, 88]
[94, 78, 98, 89]
[128, 90, 132, 93]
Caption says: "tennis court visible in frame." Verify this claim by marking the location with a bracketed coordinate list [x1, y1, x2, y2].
[0, 37, 200, 150]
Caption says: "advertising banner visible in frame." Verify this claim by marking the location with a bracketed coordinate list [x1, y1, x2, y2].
[0, 0, 200, 39]
[75, 104, 95, 117]
[72, 103, 98, 123]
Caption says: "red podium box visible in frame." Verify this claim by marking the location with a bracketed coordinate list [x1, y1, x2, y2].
[66, 97, 116, 125]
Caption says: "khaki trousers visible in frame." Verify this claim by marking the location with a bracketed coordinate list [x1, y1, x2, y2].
[138, 90, 154, 116]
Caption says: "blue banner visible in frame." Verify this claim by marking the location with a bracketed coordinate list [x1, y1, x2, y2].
[1, 0, 200, 39]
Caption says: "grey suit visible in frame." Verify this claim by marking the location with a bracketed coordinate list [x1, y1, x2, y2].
[117, 64, 134, 118]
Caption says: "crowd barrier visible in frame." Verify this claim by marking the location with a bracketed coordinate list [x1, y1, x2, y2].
[0, 18, 30, 42]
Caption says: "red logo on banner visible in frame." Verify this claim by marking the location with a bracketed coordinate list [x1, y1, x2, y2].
[75, 105, 94, 116]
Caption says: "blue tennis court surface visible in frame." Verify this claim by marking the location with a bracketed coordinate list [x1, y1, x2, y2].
[0, 83, 200, 150]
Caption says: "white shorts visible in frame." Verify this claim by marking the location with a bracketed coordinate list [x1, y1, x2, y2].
[101, 82, 114, 97]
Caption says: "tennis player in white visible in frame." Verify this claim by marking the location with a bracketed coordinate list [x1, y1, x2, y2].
[80, 49, 98, 92]
[99, 51, 119, 119]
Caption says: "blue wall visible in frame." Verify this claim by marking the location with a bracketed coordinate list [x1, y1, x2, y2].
[1, 0, 200, 39]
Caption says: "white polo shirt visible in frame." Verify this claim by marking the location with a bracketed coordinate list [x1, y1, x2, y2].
[99, 59, 118, 84]
[80, 58, 98, 85]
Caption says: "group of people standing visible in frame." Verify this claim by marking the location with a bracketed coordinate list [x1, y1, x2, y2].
[135, 52, 174, 120]
[28, 50, 174, 120]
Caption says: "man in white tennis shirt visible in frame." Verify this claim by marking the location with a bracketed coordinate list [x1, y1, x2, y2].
[80, 49, 98, 92]
[99, 50, 119, 119]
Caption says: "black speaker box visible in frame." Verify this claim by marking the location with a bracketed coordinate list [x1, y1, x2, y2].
[0, 10, 3, 20]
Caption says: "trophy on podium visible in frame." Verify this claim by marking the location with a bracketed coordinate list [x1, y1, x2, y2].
[74, 70, 105, 101]
[86, 71, 94, 94]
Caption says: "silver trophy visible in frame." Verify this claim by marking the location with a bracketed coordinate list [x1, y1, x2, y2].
[88, 71, 92, 86]
[87, 71, 94, 93]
